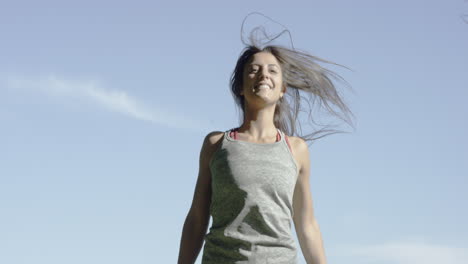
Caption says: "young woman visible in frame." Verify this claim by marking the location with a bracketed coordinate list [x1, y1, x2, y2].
[177, 23, 354, 264]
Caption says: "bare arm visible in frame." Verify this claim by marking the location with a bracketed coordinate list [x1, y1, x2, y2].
[291, 137, 327, 264]
[177, 132, 222, 264]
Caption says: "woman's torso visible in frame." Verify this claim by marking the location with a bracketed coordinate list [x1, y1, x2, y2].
[201, 127, 299, 264]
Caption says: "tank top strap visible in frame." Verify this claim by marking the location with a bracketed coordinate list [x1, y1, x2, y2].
[278, 129, 292, 152]
[229, 128, 236, 139]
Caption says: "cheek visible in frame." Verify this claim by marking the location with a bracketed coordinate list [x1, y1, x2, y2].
[275, 75, 283, 85]
[244, 76, 256, 85]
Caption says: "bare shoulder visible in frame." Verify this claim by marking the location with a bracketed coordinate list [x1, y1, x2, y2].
[204, 131, 224, 145]
[200, 131, 225, 161]
[287, 136, 309, 157]
[286, 136, 310, 173]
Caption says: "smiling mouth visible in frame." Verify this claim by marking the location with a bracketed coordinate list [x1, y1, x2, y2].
[255, 84, 272, 90]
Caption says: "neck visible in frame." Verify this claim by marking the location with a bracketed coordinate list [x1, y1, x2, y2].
[239, 103, 278, 140]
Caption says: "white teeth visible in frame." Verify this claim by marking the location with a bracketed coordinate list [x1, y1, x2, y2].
[257, 84, 270, 89]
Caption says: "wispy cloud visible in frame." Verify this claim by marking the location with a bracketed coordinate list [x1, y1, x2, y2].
[2, 73, 212, 131]
[332, 238, 468, 264]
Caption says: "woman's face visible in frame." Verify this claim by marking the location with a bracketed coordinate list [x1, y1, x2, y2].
[241, 51, 284, 106]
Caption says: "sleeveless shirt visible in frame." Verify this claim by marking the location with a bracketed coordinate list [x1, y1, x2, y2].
[201, 128, 299, 264]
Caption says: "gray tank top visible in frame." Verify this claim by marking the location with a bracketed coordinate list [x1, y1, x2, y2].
[201, 128, 299, 264]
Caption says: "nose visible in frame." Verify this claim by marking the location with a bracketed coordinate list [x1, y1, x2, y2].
[259, 68, 270, 80]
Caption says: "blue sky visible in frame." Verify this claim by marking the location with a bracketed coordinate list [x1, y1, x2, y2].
[1, 0, 467, 263]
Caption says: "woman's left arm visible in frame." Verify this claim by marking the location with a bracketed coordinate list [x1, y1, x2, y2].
[291, 137, 327, 264]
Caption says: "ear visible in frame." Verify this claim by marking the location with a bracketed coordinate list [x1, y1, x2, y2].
[281, 84, 286, 97]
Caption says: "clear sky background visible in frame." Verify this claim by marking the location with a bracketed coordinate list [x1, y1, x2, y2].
[1, 0, 467, 263]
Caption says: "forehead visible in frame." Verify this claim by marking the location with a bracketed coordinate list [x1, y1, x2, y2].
[247, 52, 280, 67]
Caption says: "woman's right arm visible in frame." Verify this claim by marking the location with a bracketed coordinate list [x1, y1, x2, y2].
[177, 131, 223, 264]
